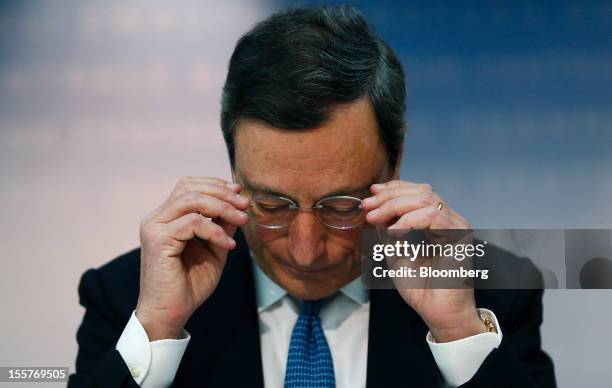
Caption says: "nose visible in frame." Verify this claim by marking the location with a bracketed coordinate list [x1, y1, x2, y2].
[287, 211, 326, 267]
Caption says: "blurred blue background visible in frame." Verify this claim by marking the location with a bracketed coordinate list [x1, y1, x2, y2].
[282, 0, 612, 228]
[0, 1, 610, 387]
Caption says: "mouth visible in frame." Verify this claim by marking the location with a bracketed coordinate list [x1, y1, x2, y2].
[285, 263, 336, 277]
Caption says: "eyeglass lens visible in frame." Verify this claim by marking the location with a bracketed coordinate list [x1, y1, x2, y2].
[248, 195, 364, 229]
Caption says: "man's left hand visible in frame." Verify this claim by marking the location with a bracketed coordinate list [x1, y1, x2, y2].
[362, 180, 487, 343]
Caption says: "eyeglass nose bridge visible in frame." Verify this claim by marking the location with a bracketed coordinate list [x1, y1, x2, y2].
[287, 203, 325, 212]
[284, 204, 328, 228]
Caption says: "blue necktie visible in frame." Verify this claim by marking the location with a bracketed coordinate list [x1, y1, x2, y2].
[284, 299, 336, 388]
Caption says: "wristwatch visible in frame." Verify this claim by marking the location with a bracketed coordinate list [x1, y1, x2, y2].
[479, 311, 498, 334]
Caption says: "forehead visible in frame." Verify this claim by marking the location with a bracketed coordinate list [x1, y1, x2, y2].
[233, 97, 388, 200]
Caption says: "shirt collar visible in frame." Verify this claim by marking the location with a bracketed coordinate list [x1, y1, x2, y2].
[251, 254, 369, 312]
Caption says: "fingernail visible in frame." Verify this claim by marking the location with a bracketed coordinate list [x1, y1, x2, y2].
[368, 208, 380, 217]
[226, 182, 240, 190]
[226, 236, 236, 247]
[236, 194, 249, 203]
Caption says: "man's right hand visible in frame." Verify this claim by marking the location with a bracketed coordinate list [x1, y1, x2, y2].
[136, 177, 250, 340]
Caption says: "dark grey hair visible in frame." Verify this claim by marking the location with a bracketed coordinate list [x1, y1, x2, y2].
[221, 4, 406, 168]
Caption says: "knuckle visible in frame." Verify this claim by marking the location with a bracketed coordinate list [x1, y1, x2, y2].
[223, 185, 238, 198]
[178, 175, 192, 186]
[214, 225, 226, 239]
[427, 191, 436, 203]
[418, 193, 433, 207]
[182, 191, 200, 207]
[420, 183, 433, 194]
[174, 176, 192, 192]
[210, 183, 229, 198]
[205, 221, 223, 238]
[180, 181, 196, 194]
[386, 180, 399, 188]
[218, 200, 233, 213]
[210, 184, 236, 199]
[188, 212, 202, 226]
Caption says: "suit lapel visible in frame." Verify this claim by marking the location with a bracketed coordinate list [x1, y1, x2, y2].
[179, 229, 264, 388]
[210, 230, 264, 388]
[366, 289, 443, 388]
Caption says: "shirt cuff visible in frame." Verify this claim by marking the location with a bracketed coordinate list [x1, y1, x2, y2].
[426, 308, 502, 387]
[116, 311, 190, 387]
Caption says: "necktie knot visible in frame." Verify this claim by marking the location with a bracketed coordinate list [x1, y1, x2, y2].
[300, 299, 321, 316]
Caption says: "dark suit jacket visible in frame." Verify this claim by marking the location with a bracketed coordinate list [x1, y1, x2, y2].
[69, 229, 556, 387]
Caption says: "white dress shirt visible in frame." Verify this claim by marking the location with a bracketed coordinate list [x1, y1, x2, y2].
[117, 261, 502, 387]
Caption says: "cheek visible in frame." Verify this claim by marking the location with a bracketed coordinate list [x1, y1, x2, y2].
[241, 222, 286, 256]
[325, 230, 361, 262]
[256, 226, 287, 243]
[264, 237, 289, 259]
[252, 226, 288, 258]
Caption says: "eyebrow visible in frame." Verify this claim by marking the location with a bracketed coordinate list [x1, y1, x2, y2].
[238, 175, 378, 203]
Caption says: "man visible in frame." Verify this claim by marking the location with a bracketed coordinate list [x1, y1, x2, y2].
[69, 5, 555, 387]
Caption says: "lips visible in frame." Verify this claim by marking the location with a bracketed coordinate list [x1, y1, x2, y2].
[285, 263, 335, 277]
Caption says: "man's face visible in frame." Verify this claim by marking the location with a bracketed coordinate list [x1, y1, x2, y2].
[234, 97, 394, 300]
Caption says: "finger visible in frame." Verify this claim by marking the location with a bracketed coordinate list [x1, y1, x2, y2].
[193, 217, 239, 262]
[170, 181, 249, 210]
[387, 206, 455, 230]
[372, 182, 469, 228]
[362, 184, 430, 210]
[176, 176, 230, 188]
[212, 217, 238, 242]
[366, 191, 441, 225]
[170, 176, 229, 197]
[225, 182, 242, 193]
[370, 180, 421, 193]
[204, 217, 242, 261]
[180, 176, 243, 193]
[164, 212, 236, 251]
[156, 192, 249, 225]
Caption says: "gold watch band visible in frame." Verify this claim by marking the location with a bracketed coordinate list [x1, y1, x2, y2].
[480, 311, 498, 334]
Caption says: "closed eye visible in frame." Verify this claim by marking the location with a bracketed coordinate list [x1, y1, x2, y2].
[329, 206, 360, 213]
